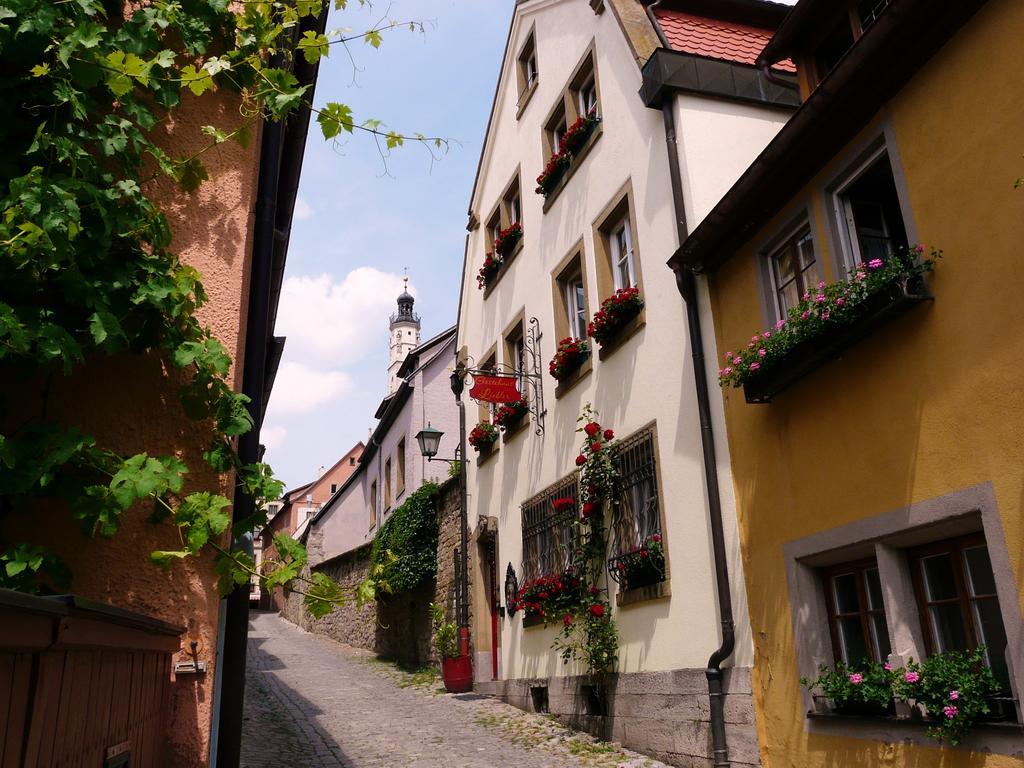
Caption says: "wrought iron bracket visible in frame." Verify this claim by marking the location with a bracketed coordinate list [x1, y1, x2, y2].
[525, 317, 546, 435]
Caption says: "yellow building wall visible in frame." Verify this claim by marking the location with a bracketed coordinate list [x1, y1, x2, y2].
[706, 0, 1024, 764]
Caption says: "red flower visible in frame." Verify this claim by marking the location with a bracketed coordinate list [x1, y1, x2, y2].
[617, 562, 626, 571]
[652, 534, 661, 543]
[575, 455, 587, 466]
[588, 586, 600, 595]
[581, 502, 595, 520]
[590, 442, 601, 453]
[603, 429, 614, 440]
[563, 614, 574, 626]
[589, 604, 605, 618]
[640, 550, 648, 558]
[584, 422, 600, 437]
[539, 592, 549, 600]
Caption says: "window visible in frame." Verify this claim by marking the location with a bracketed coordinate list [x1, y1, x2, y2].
[768, 225, 821, 316]
[567, 50, 599, 122]
[911, 536, 1010, 685]
[505, 179, 522, 226]
[609, 216, 635, 290]
[396, 438, 406, 495]
[815, 14, 856, 79]
[521, 476, 578, 581]
[577, 74, 598, 117]
[546, 105, 568, 158]
[823, 560, 891, 665]
[516, 32, 538, 99]
[608, 427, 665, 583]
[384, 458, 392, 509]
[350, 456, 356, 466]
[486, 209, 502, 254]
[565, 274, 587, 339]
[833, 150, 908, 269]
[503, 317, 528, 405]
[330, 483, 337, 494]
[369, 480, 377, 527]
[857, 0, 891, 31]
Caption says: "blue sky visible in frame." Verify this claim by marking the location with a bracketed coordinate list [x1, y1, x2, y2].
[262, 1, 512, 490]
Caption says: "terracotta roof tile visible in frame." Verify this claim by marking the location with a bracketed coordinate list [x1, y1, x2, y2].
[653, 8, 796, 72]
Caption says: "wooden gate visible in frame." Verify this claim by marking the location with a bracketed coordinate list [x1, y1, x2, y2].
[0, 590, 183, 768]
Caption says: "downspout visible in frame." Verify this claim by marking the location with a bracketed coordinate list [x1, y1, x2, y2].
[760, 61, 800, 91]
[643, 0, 671, 49]
[660, 97, 736, 768]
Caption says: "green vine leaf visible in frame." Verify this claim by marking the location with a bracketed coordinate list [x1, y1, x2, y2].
[318, 101, 354, 139]
[180, 64, 214, 96]
[297, 30, 329, 64]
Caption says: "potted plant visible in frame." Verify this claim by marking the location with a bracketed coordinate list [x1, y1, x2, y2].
[892, 647, 1002, 745]
[801, 660, 895, 717]
[493, 222, 523, 258]
[610, 534, 665, 590]
[468, 421, 499, 453]
[512, 568, 585, 623]
[559, 108, 600, 155]
[535, 151, 571, 197]
[587, 287, 644, 347]
[549, 337, 590, 381]
[431, 603, 472, 693]
[476, 252, 504, 290]
[493, 398, 529, 431]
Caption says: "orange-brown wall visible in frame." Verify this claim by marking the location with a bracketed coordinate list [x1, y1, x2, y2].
[706, 0, 1024, 764]
[1, 90, 262, 766]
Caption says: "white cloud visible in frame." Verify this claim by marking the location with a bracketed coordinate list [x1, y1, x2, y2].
[293, 196, 314, 220]
[260, 425, 288, 451]
[266, 361, 354, 415]
[274, 268, 410, 365]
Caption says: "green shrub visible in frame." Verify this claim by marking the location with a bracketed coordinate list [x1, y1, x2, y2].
[431, 602, 459, 660]
[369, 482, 439, 594]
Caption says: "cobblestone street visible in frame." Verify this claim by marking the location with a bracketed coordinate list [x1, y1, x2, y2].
[241, 612, 666, 768]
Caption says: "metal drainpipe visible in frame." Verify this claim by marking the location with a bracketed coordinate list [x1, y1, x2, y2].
[760, 61, 800, 91]
[451, 363, 471, 656]
[659, 95, 736, 767]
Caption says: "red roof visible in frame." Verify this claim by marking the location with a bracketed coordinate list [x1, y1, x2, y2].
[653, 8, 796, 73]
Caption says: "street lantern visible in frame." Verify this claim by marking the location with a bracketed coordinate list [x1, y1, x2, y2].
[414, 423, 444, 461]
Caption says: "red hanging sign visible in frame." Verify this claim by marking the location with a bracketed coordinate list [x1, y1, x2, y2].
[469, 374, 522, 404]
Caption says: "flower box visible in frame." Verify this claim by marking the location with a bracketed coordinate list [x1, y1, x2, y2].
[719, 246, 941, 403]
[476, 253, 503, 291]
[742, 282, 929, 403]
[468, 421, 498, 452]
[493, 222, 523, 258]
[493, 398, 528, 432]
[609, 534, 665, 591]
[535, 110, 602, 199]
[549, 337, 590, 381]
[560, 110, 600, 155]
[588, 287, 644, 347]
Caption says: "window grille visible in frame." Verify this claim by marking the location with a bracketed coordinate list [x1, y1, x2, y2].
[608, 428, 662, 577]
[520, 475, 578, 581]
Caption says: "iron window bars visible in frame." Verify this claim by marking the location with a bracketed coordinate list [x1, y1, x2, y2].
[607, 427, 664, 588]
[520, 474, 579, 582]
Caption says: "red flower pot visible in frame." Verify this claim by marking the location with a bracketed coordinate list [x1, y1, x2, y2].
[441, 655, 473, 693]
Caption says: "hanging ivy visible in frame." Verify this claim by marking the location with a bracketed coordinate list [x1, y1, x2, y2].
[0, 0, 445, 617]
[369, 482, 439, 595]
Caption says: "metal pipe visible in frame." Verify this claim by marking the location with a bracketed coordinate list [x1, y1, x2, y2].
[761, 61, 800, 91]
[660, 96, 735, 768]
[451, 362, 471, 656]
[644, 0, 671, 49]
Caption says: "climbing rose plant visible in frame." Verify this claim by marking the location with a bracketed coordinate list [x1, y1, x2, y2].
[0, 0, 444, 617]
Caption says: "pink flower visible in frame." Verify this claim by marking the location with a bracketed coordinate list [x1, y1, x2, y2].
[815, 294, 826, 303]
[817, 281, 826, 289]
[836, 298, 845, 306]
[725, 351, 733, 360]
[904, 671, 919, 684]
[943, 705, 958, 719]
[732, 356, 742, 365]
[849, 673, 863, 685]
[758, 348, 767, 358]
[722, 367, 732, 376]
[762, 331, 771, 339]
[913, 243, 925, 254]
[821, 312, 830, 321]
[775, 319, 786, 330]
[800, 311, 810, 320]
[949, 690, 959, 701]
[868, 258, 883, 269]
[856, 271, 866, 281]
[884, 663, 893, 671]
[750, 362, 761, 371]
[751, 335, 760, 343]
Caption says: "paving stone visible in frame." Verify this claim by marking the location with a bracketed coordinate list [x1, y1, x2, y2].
[241, 611, 671, 768]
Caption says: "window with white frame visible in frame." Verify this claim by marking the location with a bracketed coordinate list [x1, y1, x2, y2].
[565, 274, 587, 339]
[550, 113, 567, 155]
[578, 74, 598, 117]
[768, 225, 821, 317]
[610, 217, 635, 290]
[832, 148, 908, 271]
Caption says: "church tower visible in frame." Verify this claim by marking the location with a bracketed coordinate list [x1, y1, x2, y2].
[387, 276, 421, 394]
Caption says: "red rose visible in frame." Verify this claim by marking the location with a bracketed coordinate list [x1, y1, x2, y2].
[590, 442, 601, 453]
[617, 562, 626, 571]
[589, 604, 605, 618]
[640, 550, 648, 558]
[575, 455, 587, 466]
[539, 592, 549, 600]
[581, 502, 595, 519]
[584, 422, 600, 436]
[563, 614, 573, 626]
[652, 534, 661, 543]
[603, 429, 614, 440]
[588, 586, 600, 595]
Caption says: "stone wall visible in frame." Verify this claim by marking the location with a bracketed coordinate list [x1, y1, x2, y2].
[497, 667, 759, 767]
[279, 478, 473, 667]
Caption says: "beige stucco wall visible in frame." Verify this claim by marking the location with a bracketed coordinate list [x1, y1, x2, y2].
[457, 0, 789, 682]
[1, 90, 262, 766]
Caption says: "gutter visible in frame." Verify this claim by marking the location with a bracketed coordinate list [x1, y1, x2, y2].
[212, 3, 330, 765]
[641, 8, 736, 763]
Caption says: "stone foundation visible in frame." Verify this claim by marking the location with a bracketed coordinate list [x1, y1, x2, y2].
[280, 478, 474, 666]
[496, 667, 760, 767]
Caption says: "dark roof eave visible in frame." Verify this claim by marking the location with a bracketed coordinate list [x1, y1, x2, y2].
[673, 0, 989, 273]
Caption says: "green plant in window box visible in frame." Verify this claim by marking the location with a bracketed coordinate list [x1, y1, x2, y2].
[468, 421, 499, 452]
[892, 647, 1002, 745]
[612, 534, 665, 590]
[801, 660, 895, 717]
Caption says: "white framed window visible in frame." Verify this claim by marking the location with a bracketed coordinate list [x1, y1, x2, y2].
[509, 191, 521, 225]
[831, 147, 908, 271]
[525, 52, 538, 88]
[610, 217, 635, 290]
[551, 115, 567, 154]
[565, 275, 587, 339]
[578, 74, 598, 116]
[767, 225, 821, 318]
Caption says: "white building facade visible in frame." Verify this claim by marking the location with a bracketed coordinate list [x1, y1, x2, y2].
[456, 1, 800, 764]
